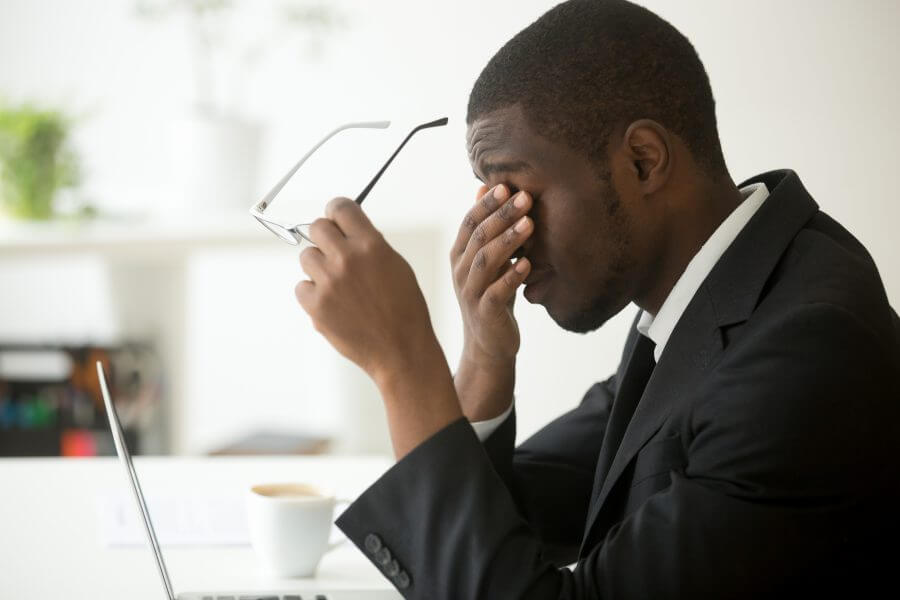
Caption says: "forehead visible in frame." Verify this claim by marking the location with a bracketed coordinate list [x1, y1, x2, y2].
[466, 104, 580, 181]
[467, 106, 540, 175]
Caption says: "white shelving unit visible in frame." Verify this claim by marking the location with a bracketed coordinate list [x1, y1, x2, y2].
[0, 213, 444, 455]
[0, 212, 278, 453]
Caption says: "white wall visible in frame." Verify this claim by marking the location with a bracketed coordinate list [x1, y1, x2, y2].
[1, 0, 898, 453]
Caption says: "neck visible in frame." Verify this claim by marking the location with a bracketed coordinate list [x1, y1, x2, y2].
[636, 175, 744, 316]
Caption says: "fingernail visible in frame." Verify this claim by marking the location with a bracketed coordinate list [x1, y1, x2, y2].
[514, 216, 529, 233]
[514, 192, 528, 209]
[494, 184, 508, 201]
[515, 258, 529, 273]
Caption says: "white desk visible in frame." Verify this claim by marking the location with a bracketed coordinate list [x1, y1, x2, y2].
[0, 455, 402, 598]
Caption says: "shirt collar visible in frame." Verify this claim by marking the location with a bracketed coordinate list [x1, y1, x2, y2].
[636, 181, 770, 362]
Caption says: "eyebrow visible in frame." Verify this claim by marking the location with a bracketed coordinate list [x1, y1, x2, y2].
[473, 159, 533, 182]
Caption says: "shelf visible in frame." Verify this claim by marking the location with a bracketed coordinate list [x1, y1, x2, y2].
[0, 211, 278, 258]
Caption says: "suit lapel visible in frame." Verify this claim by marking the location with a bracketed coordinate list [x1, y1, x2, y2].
[588, 331, 656, 510]
[579, 169, 820, 556]
[579, 288, 724, 556]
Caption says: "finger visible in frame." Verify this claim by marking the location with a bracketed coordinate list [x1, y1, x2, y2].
[308, 217, 347, 255]
[294, 279, 316, 312]
[467, 214, 533, 295]
[450, 184, 510, 258]
[480, 258, 531, 315]
[298, 246, 327, 282]
[461, 190, 532, 268]
[325, 197, 375, 238]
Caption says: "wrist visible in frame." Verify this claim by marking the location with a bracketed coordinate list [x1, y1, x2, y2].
[371, 332, 450, 397]
[371, 339, 463, 460]
[460, 342, 516, 372]
[455, 346, 516, 422]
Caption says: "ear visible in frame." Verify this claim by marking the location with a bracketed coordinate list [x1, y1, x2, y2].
[621, 119, 671, 194]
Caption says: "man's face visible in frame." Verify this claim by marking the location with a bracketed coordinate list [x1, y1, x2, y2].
[466, 105, 648, 333]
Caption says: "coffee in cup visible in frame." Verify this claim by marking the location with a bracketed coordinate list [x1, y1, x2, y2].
[246, 483, 346, 577]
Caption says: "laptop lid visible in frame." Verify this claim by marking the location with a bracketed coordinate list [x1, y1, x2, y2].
[97, 361, 177, 600]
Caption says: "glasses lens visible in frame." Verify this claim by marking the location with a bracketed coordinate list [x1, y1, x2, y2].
[256, 217, 300, 245]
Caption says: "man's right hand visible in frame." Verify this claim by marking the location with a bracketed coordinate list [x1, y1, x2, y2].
[450, 184, 533, 421]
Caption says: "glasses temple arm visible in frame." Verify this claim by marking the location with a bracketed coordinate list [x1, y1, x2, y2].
[257, 120, 390, 212]
[355, 117, 448, 205]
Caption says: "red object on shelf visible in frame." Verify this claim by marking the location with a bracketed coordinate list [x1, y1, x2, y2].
[61, 429, 96, 457]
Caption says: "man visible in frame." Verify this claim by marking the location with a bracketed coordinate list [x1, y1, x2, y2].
[293, 0, 900, 597]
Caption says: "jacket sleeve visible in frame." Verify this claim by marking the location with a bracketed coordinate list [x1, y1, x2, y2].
[335, 303, 900, 599]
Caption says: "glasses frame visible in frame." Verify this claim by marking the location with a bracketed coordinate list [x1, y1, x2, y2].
[250, 117, 449, 246]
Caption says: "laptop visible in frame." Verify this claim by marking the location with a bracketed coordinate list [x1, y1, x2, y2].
[97, 361, 400, 600]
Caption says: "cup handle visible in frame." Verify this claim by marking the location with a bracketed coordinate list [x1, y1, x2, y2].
[326, 498, 354, 553]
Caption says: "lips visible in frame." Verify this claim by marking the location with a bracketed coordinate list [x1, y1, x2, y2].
[524, 270, 548, 286]
[522, 261, 552, 303]
[523, 260, 551, 286]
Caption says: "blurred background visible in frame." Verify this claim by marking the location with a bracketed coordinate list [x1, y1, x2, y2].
[0, 0, 897, 458]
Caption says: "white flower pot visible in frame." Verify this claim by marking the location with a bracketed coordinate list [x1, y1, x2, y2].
[164, 112, 262, 218]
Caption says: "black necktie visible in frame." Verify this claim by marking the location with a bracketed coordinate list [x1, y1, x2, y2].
[594, 334, 657, 484]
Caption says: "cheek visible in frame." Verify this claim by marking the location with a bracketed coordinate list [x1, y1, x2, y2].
[553, 209, 628, 289]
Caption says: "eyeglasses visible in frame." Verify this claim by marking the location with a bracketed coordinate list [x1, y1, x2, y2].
[250, 117, 449, 246]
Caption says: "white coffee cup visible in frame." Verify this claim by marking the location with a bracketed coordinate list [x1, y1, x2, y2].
[246, 482, 346, 577]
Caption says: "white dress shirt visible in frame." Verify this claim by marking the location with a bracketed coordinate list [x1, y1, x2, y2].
[636, 181, 769, 361]
[470, 180, 771, 441]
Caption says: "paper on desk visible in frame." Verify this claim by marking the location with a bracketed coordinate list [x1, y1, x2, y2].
[96, 491, 250, 547]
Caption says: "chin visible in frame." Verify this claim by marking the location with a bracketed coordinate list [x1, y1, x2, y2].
[548, 295, 625, 334]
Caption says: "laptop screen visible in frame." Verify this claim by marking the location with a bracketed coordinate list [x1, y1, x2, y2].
[97, 361, 177, 600]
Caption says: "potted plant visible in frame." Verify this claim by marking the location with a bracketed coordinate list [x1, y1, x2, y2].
[0, 103, 81, 221]
[134, 0, 343, 216]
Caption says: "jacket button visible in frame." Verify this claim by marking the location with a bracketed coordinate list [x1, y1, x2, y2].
[374, 546, 392, 566]
[385, 559, 400, 577]
[395, 570, 411, 589]
[364, 533, 382, 554]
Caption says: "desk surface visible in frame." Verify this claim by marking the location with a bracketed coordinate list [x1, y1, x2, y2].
[0, 455, 399, 599]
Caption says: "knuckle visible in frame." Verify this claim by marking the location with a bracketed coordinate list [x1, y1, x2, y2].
[452, 263, 465, 285]
[473, 249, 488, 271]
[472, 224, 487, 245]
[462, 213, 478, 232]
[299, 247, 314, 267]
[479, 192, 498, 213]
[458, 284, 473, 302]
[497, 199, 514, 222]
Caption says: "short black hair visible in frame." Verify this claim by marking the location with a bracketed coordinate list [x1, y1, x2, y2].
[467, 0, 727, 179]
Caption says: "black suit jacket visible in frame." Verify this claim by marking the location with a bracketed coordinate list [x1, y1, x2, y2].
[336, 169, 900, 599]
